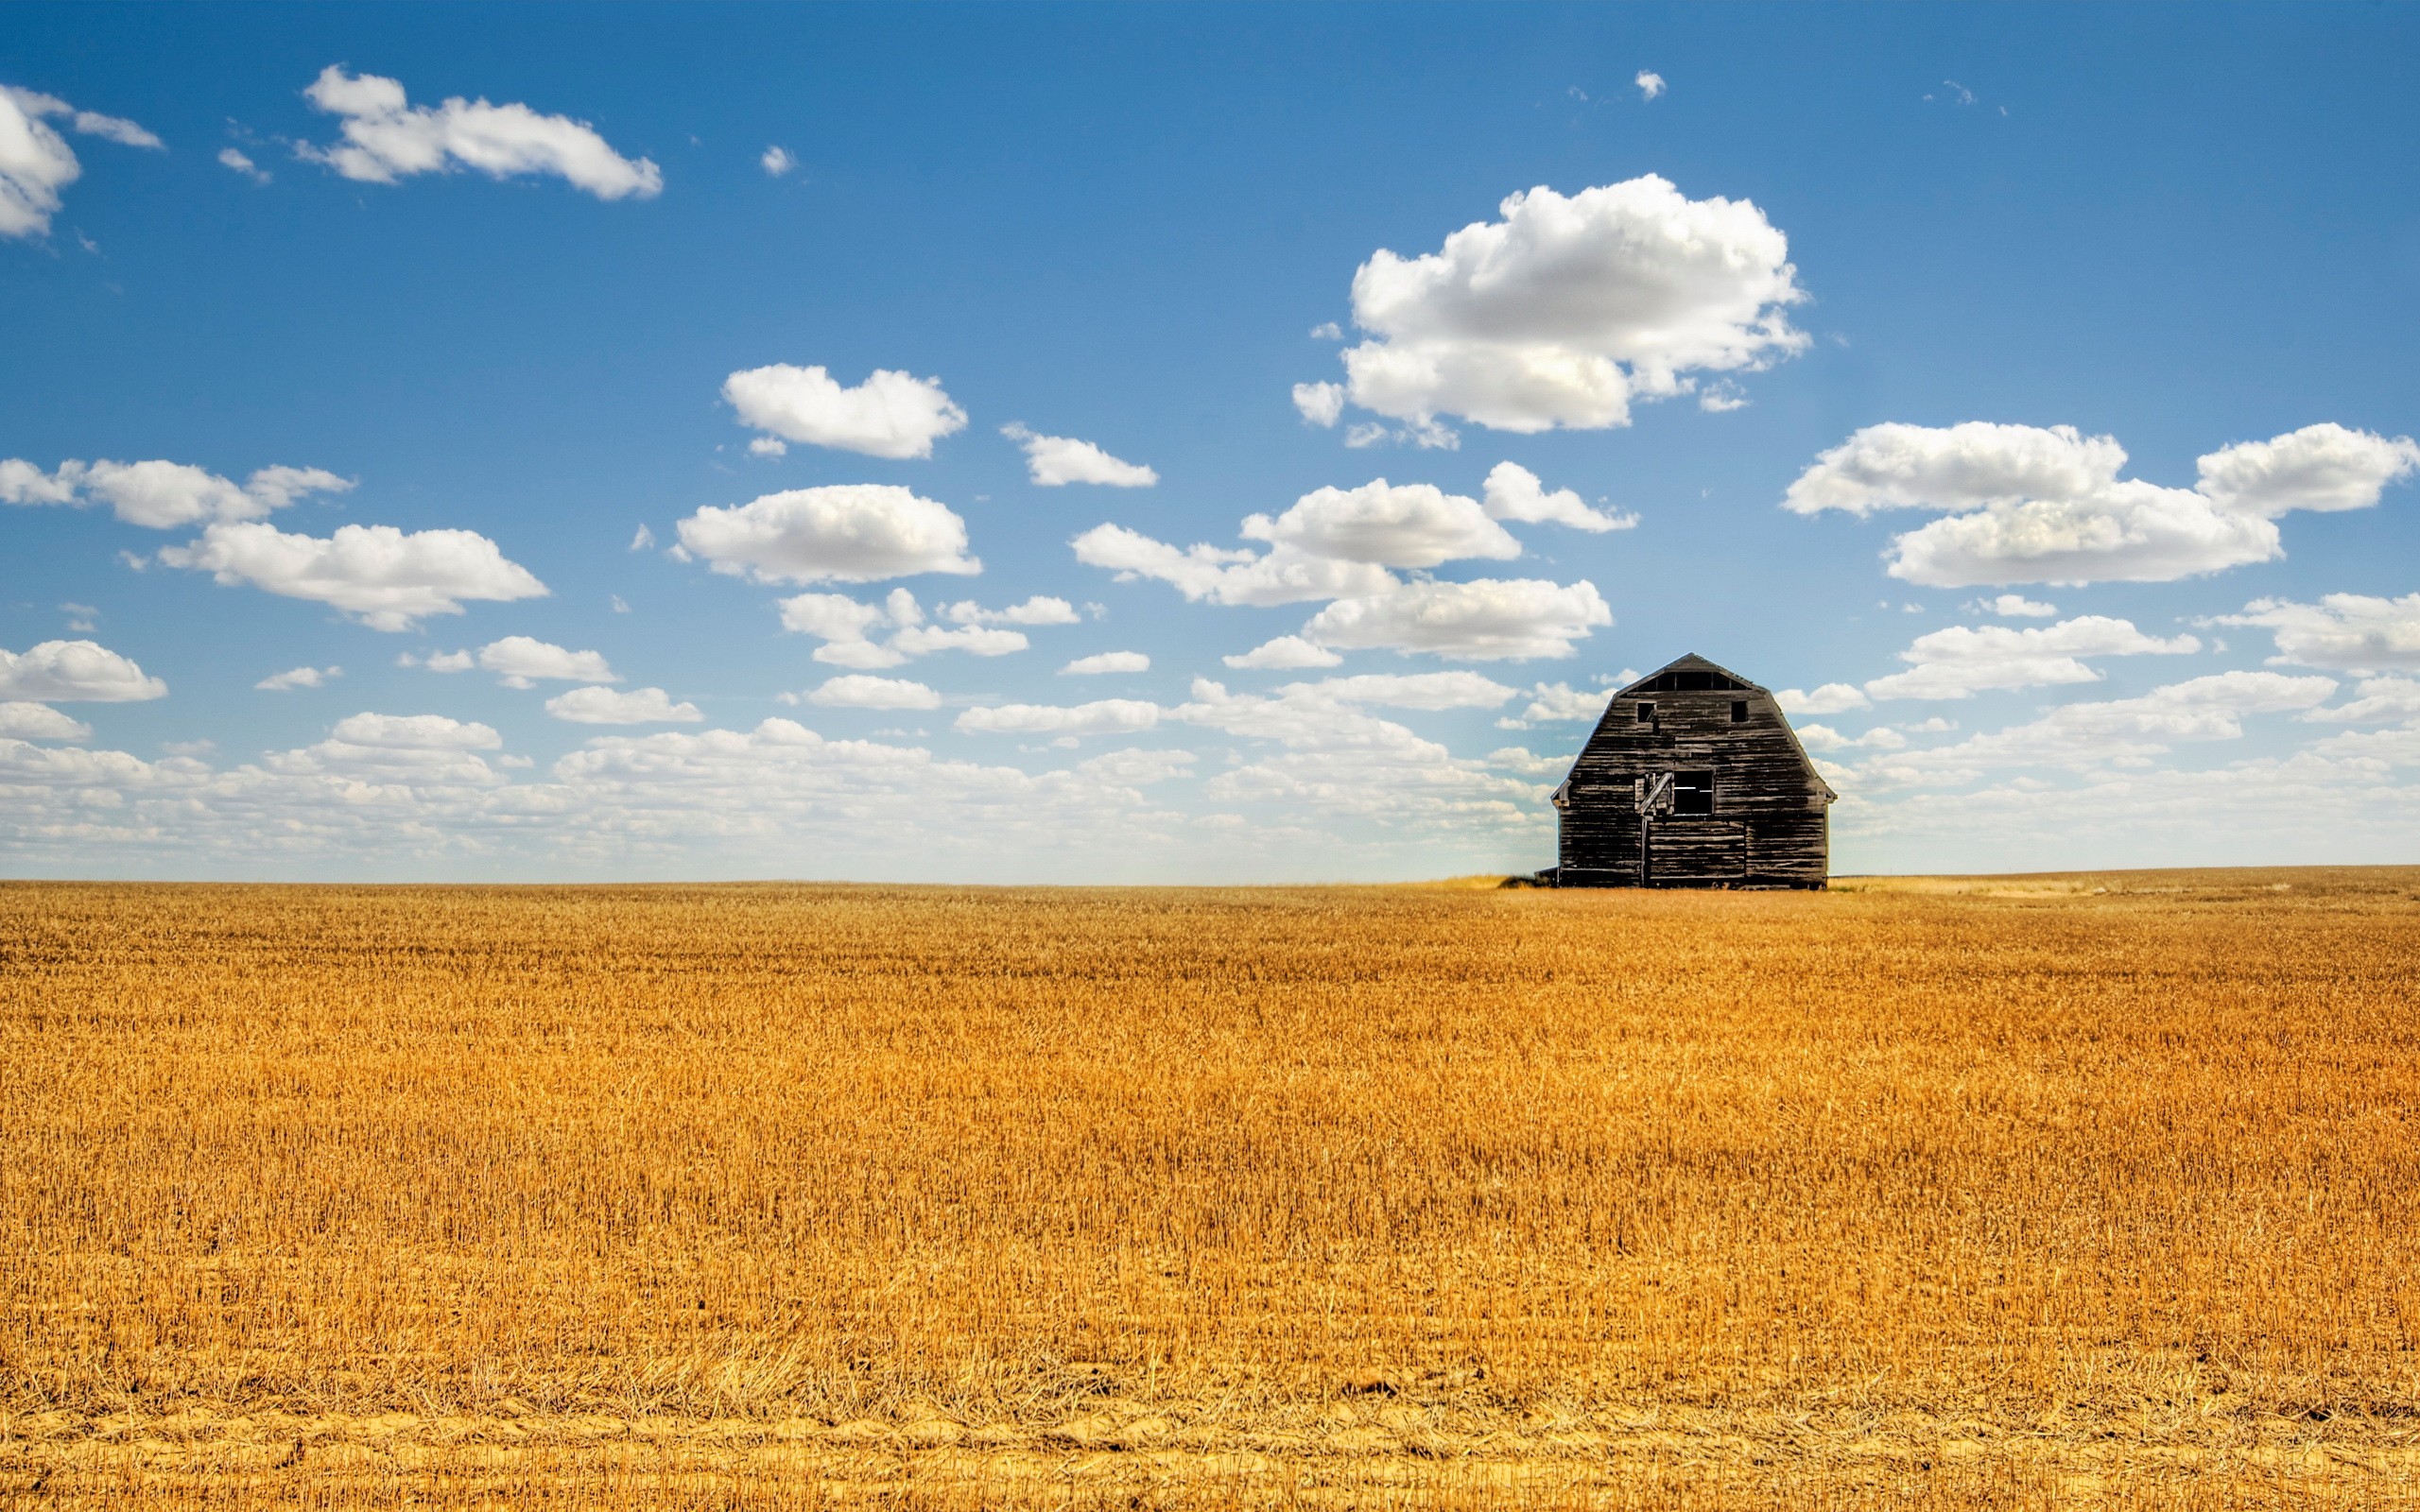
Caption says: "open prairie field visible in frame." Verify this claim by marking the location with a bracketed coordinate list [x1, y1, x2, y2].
[4, 871, 2418, 1508]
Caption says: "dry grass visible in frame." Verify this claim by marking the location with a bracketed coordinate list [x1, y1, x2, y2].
[3, 870, 2418, 1508]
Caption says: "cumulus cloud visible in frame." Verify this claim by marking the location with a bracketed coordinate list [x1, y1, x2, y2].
[0, 640, 166, 701]
[1062, 651, 1150, 675]
[1306, 177, 1806, 437]
[0, 457, 352, 527]
[0, 702, 92, 740]
[0, 86, 161, 240]
[778, 588, 1029, 667]
[1072, 523, 1393, 608]
[256, 664, 341, 691]
[760, 145, 795, 177]
[1242, 478, 1519, 568]
[1776, 683, 1870, 715]
[2215, 593, 2420, 673]
[1975, 593, 2057, 618]
[1795, 723, 1908, 753]
[1000, 423, 1157, 487]
[722, 364, 967, 459]
[296, 65, 661, 199]
[1292, 382, 1346, 428]
[158, 521, 547, 631]
[1786, 421, 2420, 587]
[942, 595, 1080, 626]
[804, 675, 942, 711]
[449, 636, 618, 688]
[329, 712, 500, 750]
[678, 485, 978, 584]
[1223, 636, 1341, 670]
[1496, 680, 1606, 727]
[544, 686, 701, 724]
[1857, 672, 2337, 781]
[1300, 577, 1612, 662]
[955, 699, 1160, 738]
[1635, 71, 1667, 100]
[1480, 461, 1634, 531]
[1862, 615, 2200, 700]
[1286, 671, 1516, 710]
[2304, 676, 2420, 726]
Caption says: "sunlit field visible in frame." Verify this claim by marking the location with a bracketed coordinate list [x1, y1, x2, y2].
[4, 872, 2417, 1508]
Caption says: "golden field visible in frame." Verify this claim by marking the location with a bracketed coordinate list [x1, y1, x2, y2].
[3, 871, 2418, 1508]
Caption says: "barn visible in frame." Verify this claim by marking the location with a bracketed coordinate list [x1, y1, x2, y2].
[1545, 654, 1836, 888]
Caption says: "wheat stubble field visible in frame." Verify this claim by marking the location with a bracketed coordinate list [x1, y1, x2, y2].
[2, 873, 2417, 1508]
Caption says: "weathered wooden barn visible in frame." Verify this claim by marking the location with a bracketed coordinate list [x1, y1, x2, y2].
[1547, 654, 1835, 888]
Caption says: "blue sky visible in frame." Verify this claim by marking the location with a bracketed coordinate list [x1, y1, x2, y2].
[5, 4, 2418, 881]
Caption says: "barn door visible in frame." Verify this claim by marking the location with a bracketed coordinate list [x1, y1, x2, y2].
[1650, 821, 1747, 885]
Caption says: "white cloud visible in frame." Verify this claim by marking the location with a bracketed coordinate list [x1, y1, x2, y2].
[1000, 423, 1157, 487]
[1863, 615, 2200, 700]
[2305, 676, 2420, 726]
[1300, 577, 1612, 662]
[760, 145, 795, 177]
[1072, 523, 1393, 608]
[0, 640, 166, 701]
[629, 524, 655, 551]
[330, 712, 500, 750]
[1076, 747, 1196, 787]
[956, 699, 1161, 738]
[1062, 651, 1150, 675]
[1857, 672, 2337, 781]
[1309, 322, 1343, 342]
[1292, 382, 1346, 428]
[0, 86, 160, 240]
[217, 146, 269, 184]
[890, 624, 1027, 657]
[454, 636, 617, 688]
[722, 364, 967, 459]
[677, 485, 979, 584]
[942, 595, 1080, 626]
[2195, 424, 2420, 515]
[256, 664, 341, 691]
[2215, 593, 2420, 672]
[159, 521, 546, 631]
[1, 457, 352, 527]
[1287, 672, 1516, 710]
[296, 65, 661, 199]
[1484, 746, 1569, 778]
[544, 686, 702, 724]
[1634, 71, 1666, 100]
[1499, 680, 1606, 726]
[778, 588, 1028, 665]
[749, 437, 787, 457]
[1974, 593, 2057, 618]
[1796, 723, 1908, 753]
[1480, 462, 1634, 532]
[1316, 177, 1806, 435]
[0, 702, 91, 740]
[806, 675, 941, 711]
[1223, 636, 1341, 670]
[1786, 421, 2420, 587]
[400, 649, 475, 673]
[1242, 479, 1519, 568]
[1776, 683, 1870, 715]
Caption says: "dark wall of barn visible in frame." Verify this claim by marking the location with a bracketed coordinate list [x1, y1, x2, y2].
[1556, 682, 1830, 888]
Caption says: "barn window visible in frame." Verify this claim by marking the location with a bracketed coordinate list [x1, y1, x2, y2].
[1672, 769, 1715, 815]
[1731, 699, 1749, 724]
[1634, 701, 1654, 723]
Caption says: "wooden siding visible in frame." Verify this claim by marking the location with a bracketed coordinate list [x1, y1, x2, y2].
[1554, 656, 1832, 889]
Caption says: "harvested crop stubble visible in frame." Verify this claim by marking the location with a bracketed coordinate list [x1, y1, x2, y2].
[2, 870, 2418, 1508]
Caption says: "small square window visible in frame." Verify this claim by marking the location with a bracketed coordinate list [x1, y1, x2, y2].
[1635, 702, 1655, 723]
[1731, 699, 1749, 723]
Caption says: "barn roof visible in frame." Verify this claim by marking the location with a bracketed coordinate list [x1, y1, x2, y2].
[1613, 653, 1768, 696]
